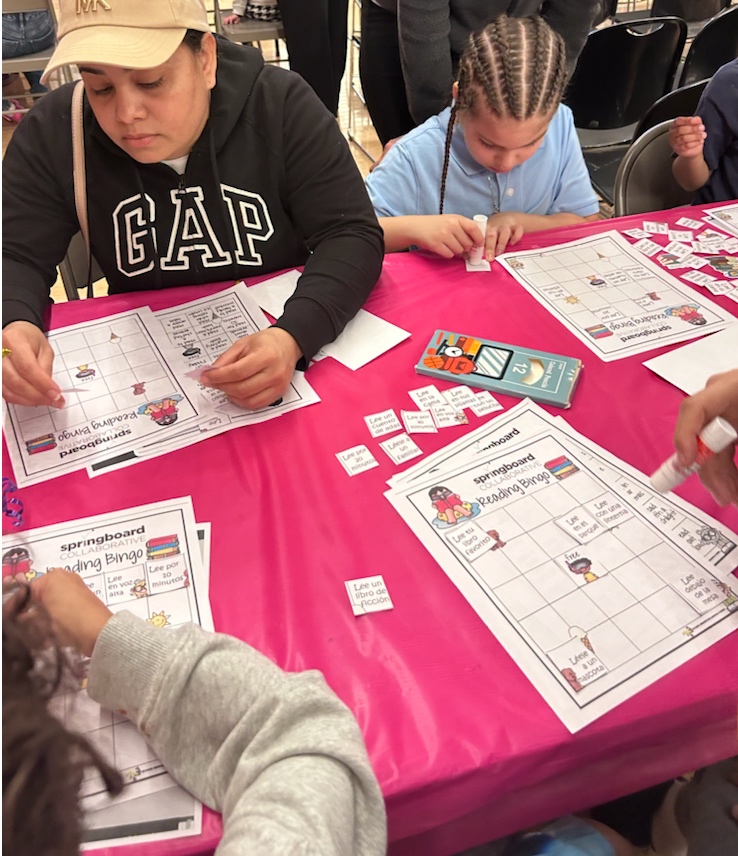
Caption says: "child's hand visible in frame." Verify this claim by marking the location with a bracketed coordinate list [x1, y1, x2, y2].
[222, 13, 242, 25]
[409, 215, 484, 259]
[669, 116, 706, 159]
[485, 213, 524, 260]
[30, 568, 113, 657]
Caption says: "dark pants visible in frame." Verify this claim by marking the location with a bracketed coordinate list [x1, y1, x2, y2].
[277, 0, 348, 116]
[2, 11, 55, 93]
[358, 1, 415, 147]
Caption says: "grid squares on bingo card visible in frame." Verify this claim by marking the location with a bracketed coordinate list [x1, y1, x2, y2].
[474, 548, 522, 588]
[611, 557, 666, 601]
[494, 576, 548, 620]
[586, 621, 640, 670]
[528, 520, 579, 557]
[611, 603, 671, 652]
[553, 589, 608, 631]
[583, 574, 638, 615]
[477, 507, 525, 540]
[642, 588, 699, 633]
[524, 561, 578, 601]
[520, 605, 571, 651]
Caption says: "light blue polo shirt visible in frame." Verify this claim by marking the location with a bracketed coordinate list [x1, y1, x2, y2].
[366, 104, 599, 219]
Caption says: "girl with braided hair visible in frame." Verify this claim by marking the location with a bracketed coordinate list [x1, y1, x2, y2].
[365, 15, 600, 261]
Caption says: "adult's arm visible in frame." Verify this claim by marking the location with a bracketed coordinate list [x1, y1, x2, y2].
[541, 0, 600, 75]
[2, 85, 79, 331]
[274, 72, 384, 366]
[88, 612, 387, 856]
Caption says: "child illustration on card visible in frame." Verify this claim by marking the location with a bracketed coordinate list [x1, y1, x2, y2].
[131, 382, 146, 396]
[2, 546, 36, 581]
[586, 275, 606, 288]
[130, 580, 148, 598]
[429, 485, 479, 528]
[714, 580, 738, 609]
[138, 395, 183, 427]
[664, 304, 707, 326]
[560, 667, 583, 692]
[487, 530, 506, 551]
[566, 557, 598, 583]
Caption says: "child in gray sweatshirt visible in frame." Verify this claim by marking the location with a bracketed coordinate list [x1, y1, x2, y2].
[3, 568, 387, 855]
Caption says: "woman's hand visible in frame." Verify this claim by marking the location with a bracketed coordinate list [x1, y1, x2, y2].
[2, 321, 63, 408]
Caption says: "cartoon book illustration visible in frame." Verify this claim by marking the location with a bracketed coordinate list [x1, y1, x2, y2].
[146, 535, 181, 561]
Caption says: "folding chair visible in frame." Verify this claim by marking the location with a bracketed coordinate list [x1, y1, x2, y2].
[564, 17, 687, 148]
[58, 233, 105, 301]
[676, 5, 738, 87]
[212, 0, 285, 58]
[584, 78, 708, 206]
[613, 120, 693, 217]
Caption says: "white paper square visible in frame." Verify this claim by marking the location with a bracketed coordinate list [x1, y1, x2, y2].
[676, 217, 703, 230]
[469, 391, 504, 417]
[622, 228, 650, 240]
[663, 240, 691, 259]
[633, 238, 662, 257]
[443, 385, 479, 410]
[408, 384, 447, 410]
[668, 230, 693, 243]
[335, 444, 380, 476]
[364, 408, 403, 438]
[465, 258, 492, 272]
[379, 432, 423, 464]
[345, 575, 394, 615]
[401, 409, 437, 434]
[643, 221, 668, 234]
[431, 404, 468, 428]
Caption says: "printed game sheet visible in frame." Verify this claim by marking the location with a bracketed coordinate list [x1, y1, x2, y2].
[154, 281, 319, 430]
[497, 231, 734, 361]
[386, 402, 738, 731]
[3, 308, 202, 486]
[704, 203, 738, 239]
[4, 285, 320, 484]
[2, 497, 210, 839]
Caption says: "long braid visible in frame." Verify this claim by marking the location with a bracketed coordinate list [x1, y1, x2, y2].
[440, 102, 458, 214]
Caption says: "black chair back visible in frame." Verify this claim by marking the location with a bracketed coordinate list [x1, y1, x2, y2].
[634, 77, 709, 138]
[564, 18, 687, 130]
[678, 6, 738, 88]
[652, 0, 726, 20]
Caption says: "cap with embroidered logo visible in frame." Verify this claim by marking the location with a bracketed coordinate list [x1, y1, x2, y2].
[41, 0, 210, 85]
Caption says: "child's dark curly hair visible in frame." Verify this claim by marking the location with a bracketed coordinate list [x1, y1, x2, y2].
[2, 585, 123, 855]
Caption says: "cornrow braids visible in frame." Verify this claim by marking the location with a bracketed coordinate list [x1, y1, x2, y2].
[437, 15, 568, 212]
[457, 15, 567, 121]
[439, 101, 458, 214]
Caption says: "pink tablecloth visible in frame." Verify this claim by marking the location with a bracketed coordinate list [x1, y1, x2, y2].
[4, 206, 738, 856]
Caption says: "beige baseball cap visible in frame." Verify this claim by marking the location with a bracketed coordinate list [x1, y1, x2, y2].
[41, 0, 211, 84]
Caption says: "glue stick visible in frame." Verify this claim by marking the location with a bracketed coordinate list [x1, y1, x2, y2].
[468, 214, 488, 265]
[649, 416, 737, 493]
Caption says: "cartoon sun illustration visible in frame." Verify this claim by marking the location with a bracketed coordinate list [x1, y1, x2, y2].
[564, 295, 580, 304]
[148, 611, 171, 628]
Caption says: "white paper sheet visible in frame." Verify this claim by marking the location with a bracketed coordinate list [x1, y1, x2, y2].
[643, 326, 738, 394]
[315, 309, 411, 371]
[497, 231, 734, 361]
[385, 401, 738, 731]
[703, 203, 738, 239]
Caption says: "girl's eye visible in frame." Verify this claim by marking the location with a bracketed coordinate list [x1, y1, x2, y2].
[92, 86, 113, 96]
[139, 78, 163, 90]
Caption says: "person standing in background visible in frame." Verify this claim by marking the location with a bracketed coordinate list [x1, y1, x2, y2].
[360, 0, 601, 147]
[2, 11, 55, 120]
[277, 0, 348, 116]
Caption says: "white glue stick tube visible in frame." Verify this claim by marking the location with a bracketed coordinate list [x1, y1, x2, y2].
[468, 214, 488, 265]
[649, 416, 737, 493]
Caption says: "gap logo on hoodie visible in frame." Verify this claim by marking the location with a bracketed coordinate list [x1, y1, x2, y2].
[112, 185, 274, 277]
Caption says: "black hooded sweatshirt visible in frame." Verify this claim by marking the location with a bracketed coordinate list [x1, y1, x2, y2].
[2, 37, 384, 365]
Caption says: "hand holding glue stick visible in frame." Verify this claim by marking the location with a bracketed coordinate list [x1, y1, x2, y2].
[650, 369, 738, 504]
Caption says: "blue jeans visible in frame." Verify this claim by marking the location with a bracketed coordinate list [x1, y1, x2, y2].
[2, 12, 55, 93]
